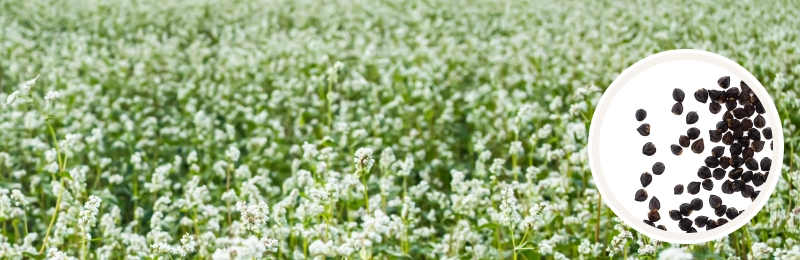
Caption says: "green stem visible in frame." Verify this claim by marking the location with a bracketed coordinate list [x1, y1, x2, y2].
[362, 172, 370, 215]
[39, 178, 65, 254]
[510, 227, 517, 260]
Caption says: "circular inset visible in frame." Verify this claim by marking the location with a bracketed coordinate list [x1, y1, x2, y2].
[588, 50, 783, 244]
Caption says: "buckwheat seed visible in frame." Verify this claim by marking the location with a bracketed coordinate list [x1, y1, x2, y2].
[754, 115, 766, 128]
[674, 184, 684, 195]
[686, 111, 699, 124]
[691, 138, 705, 153]
[635, 109, 647, 121]
[695, 215, 709, 228]
[763, 127, 773, 139]
[713, 168, 726, 180]
[702, 179, 714, 190]
[672, 102, 684, 115]
[649, 196, 661, 211]
[670, 144, 683, 155]
[679, 135, 690, 147]
[711, 146, 725, 158]
[669, 210, 682, 221]
[640, 172, 653, 187]
[643, 142, 657, 156]
[635, 189, 648, 201]
[761, 157, 772, 171]
[687, 181, 701, 194]
[717, 76, 730, 89]
[687, 127, 701, 139]
[709, 195, 722, 209]
[709, 102, 722, 114]
[697, 166, 712, 179]
[673, 88, 685, 102]
[637, 123, 651, 136]
[680, 203, 693, 216]
[652, 162, 665, 175]
[714, 205, 727, 217]
[694, 88, 708, 103]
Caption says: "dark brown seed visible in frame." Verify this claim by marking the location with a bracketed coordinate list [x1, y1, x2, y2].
[691, 139, 705, 154]
[679, 135, 690, 147]
[717, 218, 729, 226]
[726, 87, 740, 98]
[635, 109, 647, 121]
[657, 225, 667, 231]
[669, 210, 682, 221]
[732, 180, 744, 192]
[742, 185, 755, 198]
[636, 124, 650, 136]
[722, 132, 734, 145]
[709, 89, 723, 102]
[704, 156, 720, 168]
[731, 156, 744, 168]
[726, 99, 737, 111]
[641, 172, 653, 187]
[722, 111, 734, 122]
[680, 203, 693, 216]
[755, 101, 766, 114]
[690, 198, 703, 211]
[754, 115, 766, 128]
[741, 118, 753, 131]
[686, 111, 699, 124]
[763, 127, 773, 140]
[697, 166, 712, 179]
[719, 156, 731, 169]
[671, 144, 683, 155]
[635, 189, 648, 201]
[721, 180, 734, 194]
[752, 141, 765, 152]
[728, 168, 743, 179]
[744, 158, 759, 170]
[716, 121, 729, 132]
[740, 139, 752, 149]
[709, 102, 722, 114]
[730, 143, 743, 156]
[715, 205, 727, 217]
[643, 142, 657, 156]
[673, 88, 686, 102]
[709, 130, 722, 143]
[687, 182, 701, 194]
[752, 191, 761, 202]
[709, 195, 722, 209]
[732, 129, 744, 139]
[694, 88, 708, 103]
[753, 173, 766, 187]
[674, 184, 684, 195]
[644, 219, 655, 227]
[761, 157, 772, 171]
[744, 104, 756, 117]
[749, 128, 761, 141]
[740, 81, 750, 93]
[652, 162, 666, 175]
[771, 141, 774, 151]
[672, 102, 684, 115]
[729, 120, 742, 132]
[695, 215, 709, 228]
[687, 127, 701, 140]
[687, 227, 698, 233]
[741, 171, 754, 183]
[679, 218, 693, 231]
[648, 211, 661, 222]
[726, 207, 739, 219]
[713, 168, 726, 180]
[733, 108, 747, 119]
[711, 146, 725, 158]
[706, 220, 718, 230]
[718, 76, 731, 89]
[649, 196, 661, 211]
[702, 179, 713, 191]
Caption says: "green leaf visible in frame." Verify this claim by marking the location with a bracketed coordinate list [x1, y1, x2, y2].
[382, 249, 410, 259]
[514, 247, 537, 251]
[478, 222, 497, 230]
[22, 251, 42, 260]
[60, 171, 73, 180]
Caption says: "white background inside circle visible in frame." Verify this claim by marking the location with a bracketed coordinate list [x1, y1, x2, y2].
[599, 60, 772, 234]
[588, 50, 784, 244]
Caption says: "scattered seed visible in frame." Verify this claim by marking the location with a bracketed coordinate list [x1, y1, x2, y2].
[742, 185, 755, 198]
[729, 143, 743, 156]
[717, 218, 729, 226]
[648, 211, 661, 222]
[754, 115, 766, 128]
[753, 173, 766, 187]
[741, 171, 754, 183]
[722, 111, 734, 122]
[741, 118, 753, 131]
[670, 144, 683, 155]
[709, 195, 722, 209]
[687, 182, 701, 194]
[732, 180, 745, 192]
[716, 121, 729, 132]
[711, 146, 725, 158]
[669, 210, 683, 221]
[680, 203, 693, 216]
[740, 138, 752, 149]
[715, 204, 727, 217]
[643, 142, 657, 156]
[674, 184, 684, 195]
[649, 196, 661, 211]
[744, 158, 759, 171]
[636, 124, 650, 136]
[635, 189, 648, 201]
[728, 168, 743, 179]
[740, 81, 750, 93]
[717, 76, 730, 89]
[721, 180, 734, 194]
[691, 138, 705, 154]
[749, 128, 761, 141]
[651, 162, 666, 175]
[702, 179, 713, 191]
[695, 215, 709, 228]
[704, 156, 720, 168]
[725, 99, 737, 111]
[706, 220, 719, 230]
[761, 157, 772, 171]
[733, 108, 747, 119]
[752, 140, 765, 152]
[672, 102, 684, 115]
[732, 129, 744, 139]
[744, 104, 756, 117]
[709, 130, 722, 143]
[755, 101, 766, 114]
[657, 225, 667, 231]
[697, 166, 712, 179]
[673, 88, 685, 102]
[713, 168, 726, 180]
[722, 132, 734, 145]
[690, 198, 703, 211]
[686, 111, 699, 124]
[679, 218, 693, 231]
[709, 102, 722, 114]
[687, 227, 698, 233]
[679, 135, 690, 147]
[726, 207, 739, 219]
[719, 156, 731, 169]
[731, 156, 744, 168]
[752, 191, 761, 202]
[687, 127, 701, 140]
[635, 109, 647, 121]
[644, 219, 655, 227]
[694, 89, 708, 103]
[641, 172, 653, 187]
[763, 127, 773, 140]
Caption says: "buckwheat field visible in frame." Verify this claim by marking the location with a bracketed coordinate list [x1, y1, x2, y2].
[1, 0, 800, 259]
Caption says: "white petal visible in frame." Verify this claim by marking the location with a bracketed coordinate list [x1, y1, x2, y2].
[5, 91, 18, 105]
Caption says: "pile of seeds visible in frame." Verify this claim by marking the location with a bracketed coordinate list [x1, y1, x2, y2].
[635, 76, 772, 233]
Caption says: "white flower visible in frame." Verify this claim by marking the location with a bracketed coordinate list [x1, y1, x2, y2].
[237, 201, 270, 233]
[226, 146, 240, 162]
[6, 90, 19, 105]
[180, 233, 196, 256]
[63, 133, 82, 148]
[499, 188, 521, 227]
[354, 147, 375, 175]
[509, 141, 523, 155]
[751, 242, 774, 259]
[45, 91, 61, 101]
[658, 247, 693, 260]
[78, 195, 101, 229]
